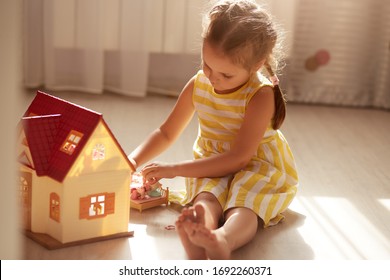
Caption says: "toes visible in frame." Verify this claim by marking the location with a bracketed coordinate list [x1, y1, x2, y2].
[175, 220, 183, 228]
[183, 220, 196, 236]
[194, 204, 206, 224]
[181, 207, 197, 221]
[194, 204, 205, 216]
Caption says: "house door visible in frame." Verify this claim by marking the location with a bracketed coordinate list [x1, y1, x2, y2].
[19, 172, 32, 230]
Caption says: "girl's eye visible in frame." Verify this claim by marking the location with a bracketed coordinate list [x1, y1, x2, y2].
[222, 74, 232, 79]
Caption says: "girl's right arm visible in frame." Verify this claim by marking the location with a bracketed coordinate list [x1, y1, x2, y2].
[128, 76, 196, 169]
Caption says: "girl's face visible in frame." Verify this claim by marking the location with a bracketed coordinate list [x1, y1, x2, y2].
[202, 42, 252, 94]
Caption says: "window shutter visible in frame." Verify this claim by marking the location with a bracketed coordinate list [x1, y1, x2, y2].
[49, 192, 60, 222]
[79, 197, 90, 219]
[105, 193, 115, 215]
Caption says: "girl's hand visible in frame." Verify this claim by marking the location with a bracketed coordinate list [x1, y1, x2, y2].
[141, 162, 176, 183]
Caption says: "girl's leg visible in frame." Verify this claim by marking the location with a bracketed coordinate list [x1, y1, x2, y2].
[187, 207, 258, 259]
[193, 192, 224, 229]
[218, 207, 258, 252]
[176, 207, 206, 259]
[176, 192, 223, 259]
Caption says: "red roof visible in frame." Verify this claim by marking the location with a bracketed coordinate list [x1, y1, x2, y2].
[20, 91, 132, 182]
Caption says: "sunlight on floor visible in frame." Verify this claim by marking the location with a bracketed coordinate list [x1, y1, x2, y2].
[292, 196, 390, 259]
[128, 224, 161, 260]
[378, 199, 390, 212]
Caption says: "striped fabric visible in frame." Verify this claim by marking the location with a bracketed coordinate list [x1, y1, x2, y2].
[171, 70, 299, 227]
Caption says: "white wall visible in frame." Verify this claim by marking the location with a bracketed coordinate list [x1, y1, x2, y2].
[0, 0, 23, 259]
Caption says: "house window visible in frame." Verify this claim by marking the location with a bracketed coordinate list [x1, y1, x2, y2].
[61, 130, 83, 155]
[50, 193, 60, 222]
[92, 144, 105, 160]
[79, 192, 115, 220]
[90, 195, 105, 216]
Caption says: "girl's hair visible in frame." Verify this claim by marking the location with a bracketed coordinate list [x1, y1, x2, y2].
[202, 0, 286, 129]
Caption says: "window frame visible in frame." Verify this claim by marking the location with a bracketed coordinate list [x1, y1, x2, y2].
[60, 130, 84, 155]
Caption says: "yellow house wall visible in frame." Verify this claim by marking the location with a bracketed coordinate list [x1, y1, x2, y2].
[27, 170, 64, 241]
[60, 121, 131, 243]
[61, 171, 130, 243]
[67, 121, 131, 177]
[19, 149, 64, 242]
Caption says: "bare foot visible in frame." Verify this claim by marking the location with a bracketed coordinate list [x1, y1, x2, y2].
[176, 206, 206, 259]
[182, 204, 231, 260]
[186, 221, 231, 260]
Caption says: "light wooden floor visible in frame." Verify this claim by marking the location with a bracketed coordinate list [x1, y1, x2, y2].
[19, 89, 390, 260]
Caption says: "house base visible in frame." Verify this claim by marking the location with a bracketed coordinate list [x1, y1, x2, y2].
[25, 229, 134, 250]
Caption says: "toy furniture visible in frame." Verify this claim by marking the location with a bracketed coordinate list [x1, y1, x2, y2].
[17, 91, 135, 249]
[130, 173, 169, 212]
[130, 188, 169, 212]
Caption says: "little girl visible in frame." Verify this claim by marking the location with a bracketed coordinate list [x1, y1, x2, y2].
[129, 0, 298, 259]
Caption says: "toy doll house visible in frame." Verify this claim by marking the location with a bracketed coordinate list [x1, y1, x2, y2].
[17, 91, 135, 249]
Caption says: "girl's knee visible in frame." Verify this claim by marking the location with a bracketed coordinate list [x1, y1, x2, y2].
[226, 207, 258, 228]
[194, 192, 223, 227]
[194, 192, 220, 205]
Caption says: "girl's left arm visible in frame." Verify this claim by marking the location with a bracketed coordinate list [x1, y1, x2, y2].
[142, 86, 275, 181]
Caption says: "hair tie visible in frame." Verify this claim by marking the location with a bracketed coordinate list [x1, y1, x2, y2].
[269, 75, 279, 86]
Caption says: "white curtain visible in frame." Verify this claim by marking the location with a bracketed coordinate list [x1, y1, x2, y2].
[286, 0, 390, 109]
[24, 0, 389, 108]
[23, 0, 205, 97]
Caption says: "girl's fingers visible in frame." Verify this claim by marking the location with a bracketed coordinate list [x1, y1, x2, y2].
[148, 177, 158, 184]
[141, 168, 159, 183]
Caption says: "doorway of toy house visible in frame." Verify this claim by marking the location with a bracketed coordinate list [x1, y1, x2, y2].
[19, 172, 32, 230]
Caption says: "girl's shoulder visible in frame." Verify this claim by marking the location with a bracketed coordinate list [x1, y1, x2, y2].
[245, 72, 274, 104]
[194, 69, 208, 83]
[193, 70, 213, 92]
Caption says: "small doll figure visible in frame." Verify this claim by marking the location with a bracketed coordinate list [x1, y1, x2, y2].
[130, 172, 162, 200]
[130, 172, 144, 200]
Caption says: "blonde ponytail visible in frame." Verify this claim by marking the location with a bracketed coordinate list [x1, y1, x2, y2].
[265, 62, 286, 130]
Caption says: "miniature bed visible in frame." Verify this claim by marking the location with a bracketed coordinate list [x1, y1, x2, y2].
[130, 173, 169, 212]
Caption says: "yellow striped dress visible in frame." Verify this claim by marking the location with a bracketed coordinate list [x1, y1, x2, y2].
[174, 70, 299, 227]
